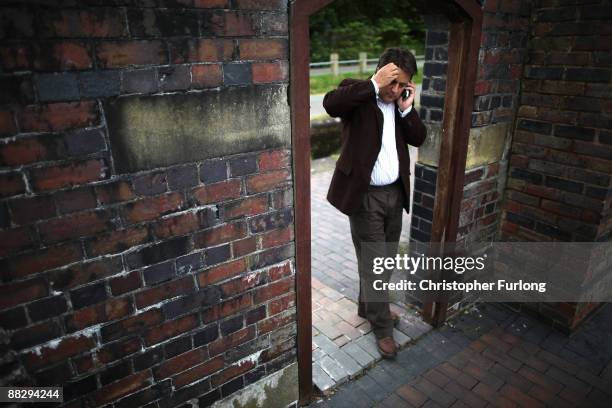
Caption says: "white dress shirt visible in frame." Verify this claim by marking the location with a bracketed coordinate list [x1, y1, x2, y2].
[369, 78, 412, 186]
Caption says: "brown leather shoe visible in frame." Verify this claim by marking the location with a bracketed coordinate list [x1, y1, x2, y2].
[376, 336, 397, 359]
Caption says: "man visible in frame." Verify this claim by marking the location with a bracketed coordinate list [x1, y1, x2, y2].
[323, 47, 427, 358]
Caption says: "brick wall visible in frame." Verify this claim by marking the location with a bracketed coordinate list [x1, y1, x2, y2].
[456, 0, 531, 246]
[0, 1, 297, 407]
[498, 0, 612, 331]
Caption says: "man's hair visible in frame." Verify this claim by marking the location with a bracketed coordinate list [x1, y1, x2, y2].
[377, 47, 417, 78]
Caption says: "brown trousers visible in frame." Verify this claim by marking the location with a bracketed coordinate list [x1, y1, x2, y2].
[349, 179, 404, 339]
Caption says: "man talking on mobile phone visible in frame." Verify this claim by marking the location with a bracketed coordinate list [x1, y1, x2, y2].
[323, 47, 427, 358]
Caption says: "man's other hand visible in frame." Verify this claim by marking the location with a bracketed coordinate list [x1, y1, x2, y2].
[372, 63, 400, 89]
[397, 80, 416, 112]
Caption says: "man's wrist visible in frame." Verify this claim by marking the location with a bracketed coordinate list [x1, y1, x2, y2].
[398, 105, 413, 117]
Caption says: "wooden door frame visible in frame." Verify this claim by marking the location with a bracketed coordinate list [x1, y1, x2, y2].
[289, 1, 483, 405]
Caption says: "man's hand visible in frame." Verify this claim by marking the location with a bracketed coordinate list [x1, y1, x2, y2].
[397, 80, 416, 112]
[372, 63, 400, 89]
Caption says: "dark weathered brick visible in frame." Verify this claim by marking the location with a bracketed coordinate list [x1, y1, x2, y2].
[122, 69, 158, 94]
[166, 165, 198, 191]
[142, 260, 176, 286]
[0, 307, 27, 330]
[35, 72, 80, 102]
[70, 281, 108, 309]
[200, 159, 228, 183]
[126, 236, 191, 270]
[28, 295, 68, 322]
[223, 63, 251, 86]
[80, 70, 121, 98]
[206, 244, 232, 266]
[565, 67, 610, 83]
[159, 65, 191, 91]
[229, 155, 257, 177]
[193, 324, 219, 347]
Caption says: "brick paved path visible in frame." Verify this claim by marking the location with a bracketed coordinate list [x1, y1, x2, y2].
[310, 157, 427, 393]
[309, 302, 612, 408]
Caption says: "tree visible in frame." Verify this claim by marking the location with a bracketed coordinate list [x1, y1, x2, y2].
[309, 0, 425, 62]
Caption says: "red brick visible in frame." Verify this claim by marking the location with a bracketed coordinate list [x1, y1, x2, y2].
[0, 110, 17, 137]
[269, 292, 295, 315]
[177, 39, 233, 63]
[96, 181, 135, 205]
[220, 270, 263, 296]
[8, 243, 82, 280]
[223, 196, 268, 219]
[239, 39, 287, 60]
[0, 277, 48, 310]
[86, 225, 151, 257]
[500, 383, 544, 408]
[211, 358, 256, 387]
[109, 271, 142, 295]
[198, 258, 247, 287]
[246, 169, 290, 194]
[0, 227, 34, 258]
[33, 41, 92, 71]
[96, 40, 167, 68]
[192, 64, 223, 88]
[66, 297, 132, 332]
[258, 149, 290, 171]
[56, 188, 97, 214]
[23, 333, 95, 371]
[154, 212, 200, 239]
[203, 293, 252, 323]
[194, 221, 247, 248]
[41, 9, 127, 38]
[252, 62, 288, 84]
[135, 277, 194, 309]
[232, 236, 257, 257]
[253, 277, 293, 304]
[502, 221, 519, 234]
[267, 261, 292, 281]
[474, 81, 492, 96]
[154, 346, 208, 380]
[84, 370, 151, 407]
[194, 0, 229, 7]
[208, 326, 255, 356]
[0, 172, 26, 198]
[261, 226, 293, 248]
[0, 44, 31, 71]
[39, 210, 113, 245]
[257, 310, 294, 334]
[30, 159, 106, 192]
[19, 102, 97, 133]
[144, 313, 199, 346]
[123, 192, 184, 225]
[397, 384, 427, 407]
[192, 179, 241, 204]
[173, 356, 224, 388]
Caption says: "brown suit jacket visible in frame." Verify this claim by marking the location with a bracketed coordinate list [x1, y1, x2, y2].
[323, 78, 427, 216]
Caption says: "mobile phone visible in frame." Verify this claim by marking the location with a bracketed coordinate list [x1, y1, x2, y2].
[402, 89, 410, 100]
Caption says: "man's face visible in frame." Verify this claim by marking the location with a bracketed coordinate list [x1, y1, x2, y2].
[378, 68, 411, 103]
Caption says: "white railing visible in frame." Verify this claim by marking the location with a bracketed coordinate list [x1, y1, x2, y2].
[310, 52, 425, 75]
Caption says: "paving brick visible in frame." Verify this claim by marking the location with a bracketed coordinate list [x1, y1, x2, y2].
[319, 355, 349, 385]
[341, 342, 376, 368]
[330, 347, 362, 379]
[313, 362, 335, 395]
[312, 334, 341, 356]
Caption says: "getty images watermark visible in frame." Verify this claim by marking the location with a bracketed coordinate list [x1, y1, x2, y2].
[371, 252, 547, 294]
[359, 241, 612, 303]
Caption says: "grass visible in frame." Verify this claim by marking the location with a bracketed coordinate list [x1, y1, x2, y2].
[310, 69, 424, 95]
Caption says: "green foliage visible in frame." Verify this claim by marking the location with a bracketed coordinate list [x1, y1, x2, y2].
[310, 0, 425, 62]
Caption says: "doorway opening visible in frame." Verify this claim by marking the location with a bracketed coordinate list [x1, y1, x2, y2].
[290, 0, 483, 405]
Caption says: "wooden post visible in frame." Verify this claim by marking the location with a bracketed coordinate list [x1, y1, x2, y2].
[358, 52, 367, 73]
[330, 53, 339, 76]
